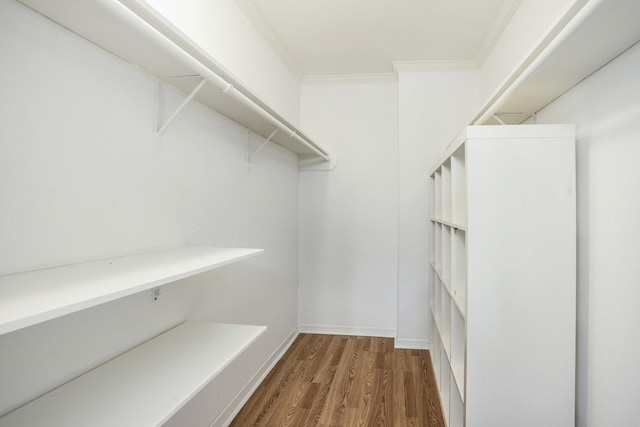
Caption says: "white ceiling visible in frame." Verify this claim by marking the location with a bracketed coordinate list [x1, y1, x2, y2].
[235, 0, 521, 76]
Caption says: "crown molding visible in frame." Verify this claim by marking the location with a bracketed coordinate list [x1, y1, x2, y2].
[234, 0, 304, 82]
[392, 60, 478, 73]
[475, 0, 523, 67]
[302, 72, 397, 85]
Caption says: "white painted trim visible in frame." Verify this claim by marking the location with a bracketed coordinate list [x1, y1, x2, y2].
[394, 338, 430, 350]
[302, 72, 397, 85]
[475, 0, 523, 67]
[233, 0, 304, 82]
[298, 324, 396, 338]
[211, 325, 299, 427]
[392, 60, 477, 73]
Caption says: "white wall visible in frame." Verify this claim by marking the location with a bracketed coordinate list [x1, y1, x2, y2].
[0, 2, 298, 425]
[145, 0, 303, 126]
[396, 68, 479, 346]
[533, 41, 640, 427]
[298, 78, 399, 337]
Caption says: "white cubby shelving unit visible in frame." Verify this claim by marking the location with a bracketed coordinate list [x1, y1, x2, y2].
[429, 125, 576, 427]
[0, 246, 265, 426]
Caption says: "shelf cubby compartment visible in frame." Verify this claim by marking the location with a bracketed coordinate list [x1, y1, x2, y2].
[0, 321, 266, 427]
[434, 168, 442, 220]
[440, 352, 451, 426]
[441, 158, 452, 222]
[0, 246, 263, 336]
[435, 223, 442, 273]
[442, 225, 452, 290]
[451, 307, 466, 401]
[431, 313, 442, 387]
[430, 176, 436, 220]
[451, 145, 466, 228]
[449, 376, 465, 427]
[429, 264, 436, 313]
[430, 220, 436, 264]
[441, 290, 452, 361]
[434, 275, 443, 335]
[451, 229, 467, 318]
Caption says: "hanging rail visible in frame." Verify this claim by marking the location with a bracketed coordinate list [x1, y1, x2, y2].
[113, 0, 331, 162]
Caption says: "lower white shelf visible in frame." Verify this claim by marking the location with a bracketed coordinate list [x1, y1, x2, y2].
[451, 363, 465, 403]
[0, 246, 263, 335]
[0, 321, 266, 427]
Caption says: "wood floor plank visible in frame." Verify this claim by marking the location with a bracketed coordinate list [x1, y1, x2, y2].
[230, 334, 445, 427]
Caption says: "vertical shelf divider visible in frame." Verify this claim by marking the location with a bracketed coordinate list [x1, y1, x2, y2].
[451, 229, 467, 317]
[435, 169, 442, 220]
[442, 159, 452, 222]
[451, 146, 466, 228]
[442, 226, 452, 290]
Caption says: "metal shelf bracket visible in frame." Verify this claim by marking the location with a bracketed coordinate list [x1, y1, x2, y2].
[247, 128, 279, 170]
[492, 112, 537, 125]
[154, 75, 207, 146]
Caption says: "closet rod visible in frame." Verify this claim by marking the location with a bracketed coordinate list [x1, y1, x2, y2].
[110, 0, 331, 162]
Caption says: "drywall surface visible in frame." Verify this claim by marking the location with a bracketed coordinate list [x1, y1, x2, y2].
[299, 78, 399, 337]
[534, 41, 640, 427]
[145, 0, 302, 126]
[396, 69, 479, 346]
[479, 0, 579, 104]
[0, 1, 298, 424]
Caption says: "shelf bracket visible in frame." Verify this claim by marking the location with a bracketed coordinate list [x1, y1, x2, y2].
[154, 76, 207, 146]
[492, 114, 507, 125]
[247, 128, 279, 169]
[492, 112, 537, 125]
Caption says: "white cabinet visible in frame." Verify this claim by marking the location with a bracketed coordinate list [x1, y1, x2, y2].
[429, 125, 576, 427]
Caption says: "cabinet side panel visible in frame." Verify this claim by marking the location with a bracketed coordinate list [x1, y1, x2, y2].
[465, 135, 576, 427]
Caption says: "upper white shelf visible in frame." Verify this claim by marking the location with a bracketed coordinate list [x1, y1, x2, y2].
[0, 321, 267, 426]
[0, 246, 263, 336]
[17, 0, 331, 162]
[475, 0, 640, 125]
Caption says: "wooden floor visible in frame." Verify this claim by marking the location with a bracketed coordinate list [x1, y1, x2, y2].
[230, 334, 445, 427]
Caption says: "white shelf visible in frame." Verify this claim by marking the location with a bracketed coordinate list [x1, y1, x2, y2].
[449, 381, 464, 427]
[451, 363, 465, 402]
[476, 0, 640, 125]
[18, 0, 331, 162]
[0, 321, 266, 426]
[0, 246, 263, 335]
[452, 292, 466, 319]
[430, 217, 466, 231]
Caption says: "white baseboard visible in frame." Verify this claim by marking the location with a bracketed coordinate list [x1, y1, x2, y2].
[298, 323, 396, 338]
[394, 338, 430, 350]
[212, 325, 299, 427]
